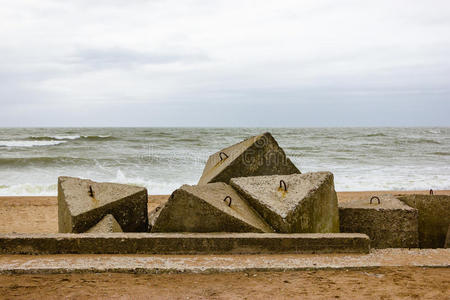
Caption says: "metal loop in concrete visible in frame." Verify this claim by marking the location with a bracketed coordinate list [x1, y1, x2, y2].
[370, 196, 380, 204]
[88, 186, 94, 198]
[223, 196, 232, 207]
[219, 152, 229, 161]
[279, 180, 287, 192]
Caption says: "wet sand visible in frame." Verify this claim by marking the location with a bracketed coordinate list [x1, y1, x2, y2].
[0, 190, 448, 234]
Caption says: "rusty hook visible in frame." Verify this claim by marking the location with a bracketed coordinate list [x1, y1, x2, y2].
[370, 196, 380, 204]
[219, 152, 229, 161]
[88, 185, 94, 198]
[223, 196, 232, 207]
[279, 180, 287, 192]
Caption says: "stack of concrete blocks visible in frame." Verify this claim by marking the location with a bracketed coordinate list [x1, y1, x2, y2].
[339, 195, 419, 248]
[397, 194, 450, 248]
[152, 133, 341, 234]
[58, 176, 148, 233]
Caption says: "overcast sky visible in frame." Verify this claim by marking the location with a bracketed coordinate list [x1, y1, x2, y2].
[1, 0, 449, 127]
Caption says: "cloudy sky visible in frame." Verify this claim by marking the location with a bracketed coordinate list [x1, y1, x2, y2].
[1, 0, 449, 127]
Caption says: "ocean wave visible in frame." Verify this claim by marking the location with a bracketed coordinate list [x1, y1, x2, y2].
[0, 156, 93, 167]
[366, 133, 387, 137]
[395, 138, 441, 145]
[30, 135, 81, 140]
[432, 152, 450, 156]
[29, 135, 113, 141]
[0, 140, 66, 147]
[0, 183, 57, 196]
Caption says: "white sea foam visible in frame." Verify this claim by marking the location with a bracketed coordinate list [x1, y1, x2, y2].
[49, 135, 81, 140]
[0, 183, 57, 196]
[0, 140, 67, 147]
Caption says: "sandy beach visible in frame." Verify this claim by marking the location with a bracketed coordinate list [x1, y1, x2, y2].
[1, 191, 449, 299]
[1, 267, 449, 299]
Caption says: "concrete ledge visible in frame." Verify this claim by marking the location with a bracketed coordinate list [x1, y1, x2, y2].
[0, 249, 448, 274]
[0, 233, 370, 255]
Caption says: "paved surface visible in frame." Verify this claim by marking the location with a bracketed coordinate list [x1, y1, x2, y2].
[0, 248, 448, 274]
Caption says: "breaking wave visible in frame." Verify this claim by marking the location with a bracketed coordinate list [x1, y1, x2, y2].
[0, 140, 66, 147]
[29, 135, 113, 141]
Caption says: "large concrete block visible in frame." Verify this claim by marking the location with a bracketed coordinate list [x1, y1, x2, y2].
[198, 132, 300, 185]
[58, 176, 148, 233]
[397, 194, 450, 248]
[151, 182, 273, 233]
[339, 195, 419, 248]
[87, 214, 123, 233]
[230, 172, 339, 233]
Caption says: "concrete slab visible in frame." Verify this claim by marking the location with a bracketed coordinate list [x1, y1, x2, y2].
[339, 195, 419, 248]
[87, 214, 123, 233]
[198, 132, 300, 185]
[58, 176, 148, 233]
[230, 172, 339, 233]
[397, 194, 450, 248]
[0, 249, 449, 274]
[0, 233, 369, 255]
[151, 183, 273, 233]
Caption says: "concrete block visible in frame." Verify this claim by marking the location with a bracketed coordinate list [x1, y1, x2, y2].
[198, 132, 300, 185]
[397, 194, 450, 248]
[230, 172, 339, 233]
[151, 182, 273, 233]
[58, 176, 148, 233]
[0, 233, 371, 254]
[87, 214, 123, 233]
[339, 195, 419, 248]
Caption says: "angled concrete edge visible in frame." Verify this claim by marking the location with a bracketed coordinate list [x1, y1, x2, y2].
[0, 233, 370, 255]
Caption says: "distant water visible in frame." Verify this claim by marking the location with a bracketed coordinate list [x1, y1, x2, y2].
[0, 127, 449, 195]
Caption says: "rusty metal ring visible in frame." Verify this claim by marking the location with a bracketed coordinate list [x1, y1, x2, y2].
[223, 196, 232, 207]
[88, 185, 94, 197]
[219, 152, 229, 161]
[279, 180, 287, 192]
[430, 189, 434, 195]
[370, 196, 380, 204]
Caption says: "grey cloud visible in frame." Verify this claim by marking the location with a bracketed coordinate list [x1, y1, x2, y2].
[70, 47, 210, 69]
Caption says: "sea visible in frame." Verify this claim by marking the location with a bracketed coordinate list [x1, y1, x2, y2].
[0, 127, 449, 196]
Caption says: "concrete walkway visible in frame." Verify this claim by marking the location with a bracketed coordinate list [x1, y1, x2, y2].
[1, 248, 449, 274]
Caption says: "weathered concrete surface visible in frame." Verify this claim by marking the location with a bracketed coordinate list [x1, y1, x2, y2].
[398, 195, 450, 248]
[230, 172, 339, 233]
[0, 233, 370, 255]
[445, 225, 450, 248]
[1, 249, 449, 274]
[339, 195, 419, 248]
[58, 177, 148, 233]
[198, 132, 300, 185]
[87, 214, 123, 233]
[151, 183, 273, 233]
